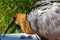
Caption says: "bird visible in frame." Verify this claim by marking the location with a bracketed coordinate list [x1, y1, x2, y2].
[26, 0, 60, 40]
[4, 13, 35, 35]
[14, 13, 35, 34]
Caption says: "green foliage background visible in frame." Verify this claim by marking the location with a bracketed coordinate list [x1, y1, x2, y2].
[0, 0, 60, 34]
[0, 0, 37, 34]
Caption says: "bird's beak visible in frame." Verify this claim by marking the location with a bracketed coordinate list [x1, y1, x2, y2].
[4, 16, 21, 34]
[4, 17, 16, 34]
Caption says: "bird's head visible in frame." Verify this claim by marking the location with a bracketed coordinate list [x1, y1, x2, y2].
[14, 13, 26, 26]
[14, 13, 35, 34]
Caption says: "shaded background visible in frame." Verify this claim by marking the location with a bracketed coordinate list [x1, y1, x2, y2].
[0, 0, 60, 34]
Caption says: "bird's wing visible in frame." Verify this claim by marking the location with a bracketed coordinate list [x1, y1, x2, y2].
[26, 1, 60, 36]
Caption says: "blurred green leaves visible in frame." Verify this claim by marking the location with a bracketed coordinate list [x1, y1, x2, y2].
[0, 0, 37, 34]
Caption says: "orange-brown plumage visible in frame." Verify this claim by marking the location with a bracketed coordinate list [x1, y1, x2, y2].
[15, 13, 35, 34]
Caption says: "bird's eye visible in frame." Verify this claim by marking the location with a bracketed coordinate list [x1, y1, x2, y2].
[14, 17, 16, 20]
[16, 24, 21, 29]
